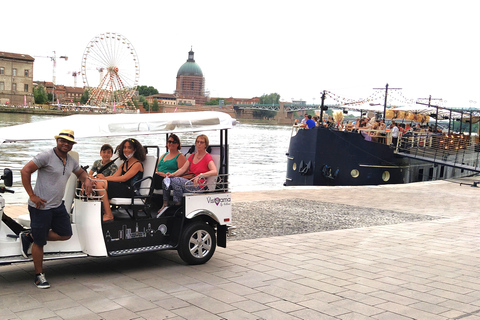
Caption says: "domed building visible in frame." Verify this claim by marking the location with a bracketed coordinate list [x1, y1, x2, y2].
[175, 48, 207, 105]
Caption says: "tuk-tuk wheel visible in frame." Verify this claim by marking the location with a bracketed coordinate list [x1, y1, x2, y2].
[178, 222, 216, 265]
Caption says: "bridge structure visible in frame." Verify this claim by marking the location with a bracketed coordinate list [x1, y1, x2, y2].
[233, 102, 341, 124]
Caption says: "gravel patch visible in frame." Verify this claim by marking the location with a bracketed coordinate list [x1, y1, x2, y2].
[231, 198, 440, 241]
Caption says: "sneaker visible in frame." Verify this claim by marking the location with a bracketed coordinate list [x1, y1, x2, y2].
[34, 273, 50, 289]
[156, 206, 169, 218]
[20, 232, 33, 258]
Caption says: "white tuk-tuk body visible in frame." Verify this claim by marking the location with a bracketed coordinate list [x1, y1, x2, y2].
[0, 111, 235, 265]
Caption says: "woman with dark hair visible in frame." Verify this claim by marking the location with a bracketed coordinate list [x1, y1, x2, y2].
[153, 134, 187, 208]
[96, 138, 146, 221]
[158, 134, 217, 216]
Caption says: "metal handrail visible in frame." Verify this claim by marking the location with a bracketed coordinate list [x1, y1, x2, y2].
[184, 173, 230, 193]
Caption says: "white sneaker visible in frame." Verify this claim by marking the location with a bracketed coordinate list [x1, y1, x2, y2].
[157, 206, 169, 218]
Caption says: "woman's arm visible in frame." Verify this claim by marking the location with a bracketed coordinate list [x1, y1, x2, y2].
[176, 154, 187, 170]
[199, 160, 218, 178]
[167, 159, 190, 178]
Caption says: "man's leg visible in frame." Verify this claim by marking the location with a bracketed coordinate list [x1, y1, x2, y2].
[32, 243, 44, 274]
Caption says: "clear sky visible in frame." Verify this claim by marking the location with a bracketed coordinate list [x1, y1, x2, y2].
[3, 0, 479, 107]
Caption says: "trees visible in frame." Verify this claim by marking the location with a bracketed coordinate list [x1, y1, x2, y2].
[137, 85, 159, 97]
[259, 93, 280, 105]
[205, 98, 226, 106]
[80, 89, 90, 104]
[33, 85, 48, 104]
[151, 99, 159, 112]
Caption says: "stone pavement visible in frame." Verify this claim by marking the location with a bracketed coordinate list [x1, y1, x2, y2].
[1, 178, 480, 320]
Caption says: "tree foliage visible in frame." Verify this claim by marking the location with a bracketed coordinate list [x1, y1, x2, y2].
[151, 99, 159, 112]
[80, 89, 90, 104]
[33, 85, 48, 104]
[205, 98, 226, 105]
[137, 85, 159, 97]
[259, 93, 280, 105]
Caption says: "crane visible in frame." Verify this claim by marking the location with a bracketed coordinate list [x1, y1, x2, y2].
[70, 71, 81, 87]
[34, 51, 68, 103]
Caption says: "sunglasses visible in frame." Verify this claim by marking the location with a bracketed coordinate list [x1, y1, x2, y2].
[167, 140, 178, 144]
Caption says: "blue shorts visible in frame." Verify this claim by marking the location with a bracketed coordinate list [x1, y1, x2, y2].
[28, 202, 73, 246]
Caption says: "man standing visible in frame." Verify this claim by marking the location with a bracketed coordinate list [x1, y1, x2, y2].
[20, 129, 92, 289]
[391, 122, 400, 147]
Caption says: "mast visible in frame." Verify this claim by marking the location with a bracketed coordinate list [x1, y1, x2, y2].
[373, 83, 401, 120]
[319, 90, 326, 124]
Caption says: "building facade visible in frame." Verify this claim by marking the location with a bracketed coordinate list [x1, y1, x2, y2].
[0, 52, 35, 106]
[146, 93, 177, 106]
[35, 81, 85, 104]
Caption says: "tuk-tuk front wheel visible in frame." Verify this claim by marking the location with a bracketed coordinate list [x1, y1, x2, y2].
[178, 222, 216, 265]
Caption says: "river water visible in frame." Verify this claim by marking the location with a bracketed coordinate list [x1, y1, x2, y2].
[0, 112, 292, 203]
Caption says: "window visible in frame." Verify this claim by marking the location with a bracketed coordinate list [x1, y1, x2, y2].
[24, 69, 29, 77]
[0, 67, 4, 75]
[12, 83, 16, 91]
[0, 82, 4, 90]
[24, 84, 28, 92]
[13, 68, 17, 76]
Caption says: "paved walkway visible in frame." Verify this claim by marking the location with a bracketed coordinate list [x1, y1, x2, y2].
[1, 179, 480, 320]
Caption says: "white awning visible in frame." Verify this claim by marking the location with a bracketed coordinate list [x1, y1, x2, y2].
[0, 111, 236, 144]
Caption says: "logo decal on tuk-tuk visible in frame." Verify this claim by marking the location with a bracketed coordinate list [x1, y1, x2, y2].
[207, 196, 231, 207]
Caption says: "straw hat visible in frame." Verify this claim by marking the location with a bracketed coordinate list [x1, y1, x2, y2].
[54, 129, 77, 144]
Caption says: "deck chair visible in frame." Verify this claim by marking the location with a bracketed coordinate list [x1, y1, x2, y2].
[110, 154, 158, 219]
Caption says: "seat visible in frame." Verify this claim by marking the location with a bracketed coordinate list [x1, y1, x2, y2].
[110, 153, 158, 219]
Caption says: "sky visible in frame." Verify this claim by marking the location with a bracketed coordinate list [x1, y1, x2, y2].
[3, 0, 480, 108]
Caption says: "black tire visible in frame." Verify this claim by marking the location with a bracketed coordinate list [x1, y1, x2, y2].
[177, 222, 216, 265]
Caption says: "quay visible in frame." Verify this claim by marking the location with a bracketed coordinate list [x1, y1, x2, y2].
[1, 178, 480, 319]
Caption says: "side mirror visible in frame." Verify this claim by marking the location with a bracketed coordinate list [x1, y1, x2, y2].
[2, 168, 13, 187]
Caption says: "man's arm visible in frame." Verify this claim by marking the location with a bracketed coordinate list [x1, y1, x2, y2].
[21, 160, 47, 208]
[75, 168, 93, 195]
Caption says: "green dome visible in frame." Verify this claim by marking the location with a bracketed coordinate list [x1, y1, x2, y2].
[177, 49, 203, 77]
[177, 61, 203, 77]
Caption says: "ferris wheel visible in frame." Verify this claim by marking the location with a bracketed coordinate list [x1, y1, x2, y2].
[81, 32, 140, 109]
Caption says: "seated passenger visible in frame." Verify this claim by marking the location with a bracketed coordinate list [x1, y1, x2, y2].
[158, 134, 217, 216]
[95, 138, 146, 222]
[88, 144, 118, 177]
[359, 121, 372, 141]
[326, 116, 335, 128]
[305, 115, 316, 129]
[153, 134, 187, 208]
[300, 114, 308, 128]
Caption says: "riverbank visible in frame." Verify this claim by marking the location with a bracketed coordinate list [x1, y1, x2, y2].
[0, 106, 287, 125]
[0, 106, 80, 116]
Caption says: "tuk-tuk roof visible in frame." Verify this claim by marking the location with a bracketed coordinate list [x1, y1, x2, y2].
[0, 111, 235, 144]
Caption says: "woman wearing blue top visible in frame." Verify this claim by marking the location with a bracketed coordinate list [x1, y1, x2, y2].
[153, 134, 187, 206]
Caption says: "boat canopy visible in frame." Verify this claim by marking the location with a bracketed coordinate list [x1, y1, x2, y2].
[334, 101, 480, 121]
[0, 111, 236, 144]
